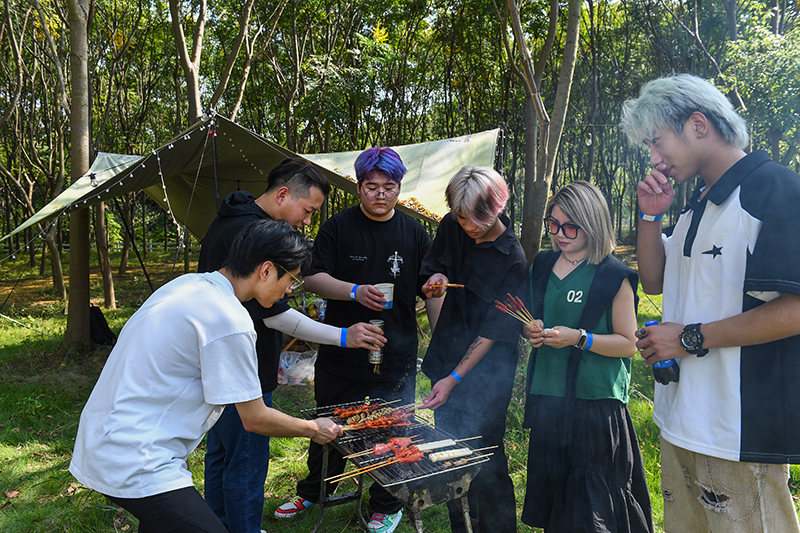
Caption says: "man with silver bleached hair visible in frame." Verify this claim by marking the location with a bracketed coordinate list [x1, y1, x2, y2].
[623, 74, 800, 532]
[620, 73, 749, 150]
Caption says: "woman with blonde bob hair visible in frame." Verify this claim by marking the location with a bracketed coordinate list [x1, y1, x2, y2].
[545, 180, 615, 264]
[420, 166, 527, 532]
[521, 180, 653, 532]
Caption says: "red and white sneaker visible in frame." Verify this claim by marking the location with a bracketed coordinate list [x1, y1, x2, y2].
[273, 495, 314, 519]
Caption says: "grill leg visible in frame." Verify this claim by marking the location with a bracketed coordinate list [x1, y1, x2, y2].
[312, 444, 368, 533]
[459, 496, 474, 533]
[406, 507, 425, 533]
[355, 474, 369, 530]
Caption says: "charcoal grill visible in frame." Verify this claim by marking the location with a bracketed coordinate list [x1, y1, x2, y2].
[302, 399, 490, 532]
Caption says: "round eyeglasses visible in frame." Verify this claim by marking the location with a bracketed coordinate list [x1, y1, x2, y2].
[363, 188, 399, 200]
[544, 217, 581, 239]
[277, 265, 304, 291]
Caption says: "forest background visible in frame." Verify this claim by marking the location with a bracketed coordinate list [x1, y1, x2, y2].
[0, 0, 799, 530]
[2, 0, 799, 348]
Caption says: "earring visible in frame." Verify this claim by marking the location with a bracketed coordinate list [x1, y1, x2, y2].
[698, 130, 706, 137]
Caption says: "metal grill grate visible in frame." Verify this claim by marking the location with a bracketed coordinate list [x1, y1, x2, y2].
[303, 399, 491, 488]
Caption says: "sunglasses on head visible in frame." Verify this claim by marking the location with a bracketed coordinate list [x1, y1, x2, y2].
[544, 217, 581, 239]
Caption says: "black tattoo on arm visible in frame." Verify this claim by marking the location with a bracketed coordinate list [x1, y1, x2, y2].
[459, 337, 482, 366]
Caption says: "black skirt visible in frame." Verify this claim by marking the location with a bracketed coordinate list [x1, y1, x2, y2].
[522, 395, 654, 533]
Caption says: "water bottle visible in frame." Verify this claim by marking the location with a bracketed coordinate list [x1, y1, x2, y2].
[645, 320, 680, 385]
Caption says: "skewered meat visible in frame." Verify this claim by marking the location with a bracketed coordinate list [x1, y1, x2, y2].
[346, 409, 413, 430]
[394, 445, 424, 463]
[346, 406, 395, 425]
[373, 443, 394, 455]
[334, 402, 380, 419]
[389, 437, 413, 448]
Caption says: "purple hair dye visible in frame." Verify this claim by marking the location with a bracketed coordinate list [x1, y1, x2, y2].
[354, 147, 407, 183]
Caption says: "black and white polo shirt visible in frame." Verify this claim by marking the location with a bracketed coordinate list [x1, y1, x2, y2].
[655, 150, 800, 464]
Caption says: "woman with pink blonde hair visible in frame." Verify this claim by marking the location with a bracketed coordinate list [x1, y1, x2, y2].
[420, 166, 527, 532]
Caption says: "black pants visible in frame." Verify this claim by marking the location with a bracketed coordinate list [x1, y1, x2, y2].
[105, 486, 229, 533]
[296, 367, 415, 514]
[434, 380, 517, 533]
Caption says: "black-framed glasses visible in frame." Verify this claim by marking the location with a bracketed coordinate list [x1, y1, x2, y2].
[544, 217, 581, 239]
[363, 188, 399, 200]
[276, 264, 304, 291]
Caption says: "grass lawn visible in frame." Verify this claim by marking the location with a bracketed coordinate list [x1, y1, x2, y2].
[0, 250, 798, 531]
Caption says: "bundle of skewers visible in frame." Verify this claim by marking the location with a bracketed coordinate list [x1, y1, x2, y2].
[494, 293, 540, 329]
[327, 436, 496, 483]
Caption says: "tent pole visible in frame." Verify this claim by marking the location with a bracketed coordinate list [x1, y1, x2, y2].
[211, 118, 220, 210]
[113, 197, 155, 293]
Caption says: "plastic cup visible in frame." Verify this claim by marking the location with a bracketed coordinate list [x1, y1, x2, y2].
[375, 283, 394, 309]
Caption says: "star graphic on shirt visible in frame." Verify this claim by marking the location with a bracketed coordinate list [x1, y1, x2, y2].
[702, 245, 723, 259]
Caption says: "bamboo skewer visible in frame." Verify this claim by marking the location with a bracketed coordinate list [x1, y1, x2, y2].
[331, 447, 498, 483]
[427, 283, 464, 288]
[325, 457, 400, 482]
[397, 401, 425, 412]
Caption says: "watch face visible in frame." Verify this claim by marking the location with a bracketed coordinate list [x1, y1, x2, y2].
[681, 326, 702, 351]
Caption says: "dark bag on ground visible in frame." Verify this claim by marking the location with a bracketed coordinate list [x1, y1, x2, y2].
[90, 304, 117, 345]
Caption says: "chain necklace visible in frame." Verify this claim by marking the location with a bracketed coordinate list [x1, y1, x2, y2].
[562, 254, 584, 266]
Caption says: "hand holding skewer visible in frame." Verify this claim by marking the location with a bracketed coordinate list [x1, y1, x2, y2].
[310, 418, 343, 444]
[523, 321, 546, 348]
[422, 274, 450, 298]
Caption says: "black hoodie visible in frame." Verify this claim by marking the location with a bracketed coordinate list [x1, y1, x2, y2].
[198, 190, 290, 393]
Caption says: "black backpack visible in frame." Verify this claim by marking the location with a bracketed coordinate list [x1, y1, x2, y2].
[90, 304, 117, 346]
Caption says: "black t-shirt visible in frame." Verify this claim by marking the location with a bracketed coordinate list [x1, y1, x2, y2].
[197, 191, 289, 394]
[312, 206, 431, 382]
[420, 212, 528, 407]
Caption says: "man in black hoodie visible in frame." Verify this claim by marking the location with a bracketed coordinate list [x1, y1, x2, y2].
[198, 158, 384, 533]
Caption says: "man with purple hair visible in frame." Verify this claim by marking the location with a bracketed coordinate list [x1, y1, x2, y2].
[274, 147, 442, 533]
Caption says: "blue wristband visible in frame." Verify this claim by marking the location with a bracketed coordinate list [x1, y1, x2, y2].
[639, 210, 664, 222]
[450, 370, 462, 383]
[585, 332, 594, 351]
[340, 328, 348, 348]
[350, 284, 359, 301]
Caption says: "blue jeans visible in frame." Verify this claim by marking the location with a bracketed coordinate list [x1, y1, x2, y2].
[205, 392, 272, 533]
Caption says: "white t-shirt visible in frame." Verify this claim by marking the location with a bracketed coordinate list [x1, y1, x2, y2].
[69, 271, 262, 499]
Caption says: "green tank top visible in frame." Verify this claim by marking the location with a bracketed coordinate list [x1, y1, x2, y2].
[528, 261, 631, 402]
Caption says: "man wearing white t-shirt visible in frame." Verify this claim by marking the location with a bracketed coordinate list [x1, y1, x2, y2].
[70, 219, 341, 533]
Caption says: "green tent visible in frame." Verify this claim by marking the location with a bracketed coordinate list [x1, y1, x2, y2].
[4, 113, 500, 242]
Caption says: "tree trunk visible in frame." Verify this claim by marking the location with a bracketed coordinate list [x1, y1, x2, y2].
[94, 203, 116, 309]
[43, 225, 66, 300]
[520, 95, 541, 259]
[118, 195, 131, 275]
[49, 111, 67, 296]
[64, 0, 92, 354]
[505, 0, 582, 262]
